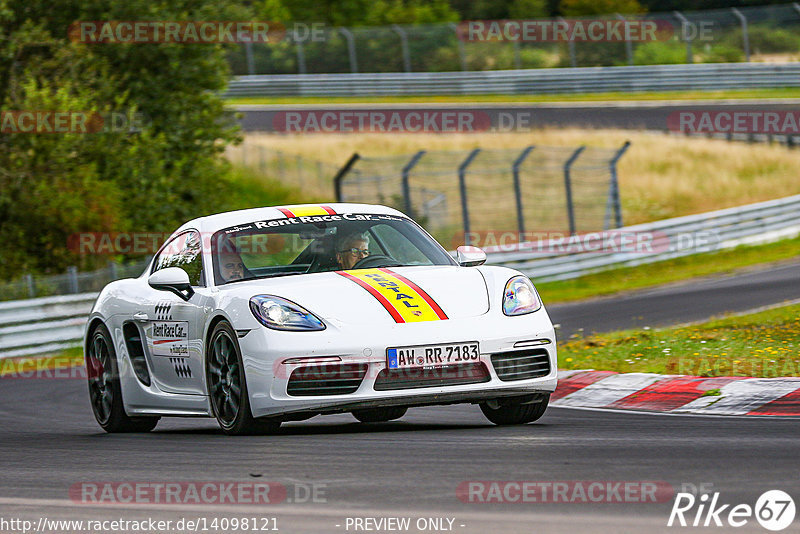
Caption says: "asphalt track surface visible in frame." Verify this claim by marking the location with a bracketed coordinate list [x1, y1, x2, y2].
[1, 262, 799, 532]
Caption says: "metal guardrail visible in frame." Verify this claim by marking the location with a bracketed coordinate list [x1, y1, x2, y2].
[2, 194, 799, 359]
[0, 293, 97, 359]
[225, 63, 800, 98]
[484, 194, 800, 282]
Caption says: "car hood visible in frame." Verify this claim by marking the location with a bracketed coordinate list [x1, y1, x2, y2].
[228, 265, 490, 325]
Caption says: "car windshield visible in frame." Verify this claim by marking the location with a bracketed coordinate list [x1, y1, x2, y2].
[211, 213, 455, 285]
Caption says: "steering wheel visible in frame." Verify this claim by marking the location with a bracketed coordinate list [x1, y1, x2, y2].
[352, 254, 401, 269]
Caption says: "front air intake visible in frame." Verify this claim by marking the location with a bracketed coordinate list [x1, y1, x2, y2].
[286, 363, 368, 396]
[491, 348, 551, 381]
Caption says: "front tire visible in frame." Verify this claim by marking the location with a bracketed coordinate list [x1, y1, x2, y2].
[352, 406, 408, 423]
[206, 321, 281, 435]
[86, 323, 159, 433]
[480, 394, 549, 425]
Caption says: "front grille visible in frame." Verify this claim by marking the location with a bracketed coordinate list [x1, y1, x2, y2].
[491, 348, 551, 381]
[286, 363, 368, 396]
[374, 362, 490, 391]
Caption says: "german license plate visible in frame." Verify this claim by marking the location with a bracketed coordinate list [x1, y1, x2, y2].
[386, 342, 480, 370]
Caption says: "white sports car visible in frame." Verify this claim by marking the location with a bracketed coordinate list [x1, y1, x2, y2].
[84, 204, 557, 434]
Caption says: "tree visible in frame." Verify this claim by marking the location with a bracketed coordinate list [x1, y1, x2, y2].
[559, 0, 644, 16]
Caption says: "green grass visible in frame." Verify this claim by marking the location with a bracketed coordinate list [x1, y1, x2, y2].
[0, 347, 83, 377]
[537, 235, 800, 304]
[226, 87, 800, 106]
[558, 303, 800, 377]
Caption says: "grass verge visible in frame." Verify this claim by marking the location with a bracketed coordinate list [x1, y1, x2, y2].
[558, 303, 800, 378]
[537, 235, 800, 304]
[226, 87, 800, 106]
[0, 347, 83, 377]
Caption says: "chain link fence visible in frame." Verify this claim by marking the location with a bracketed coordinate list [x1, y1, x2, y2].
[0, 260, 149, 302]
[226, 143, 341, 200]
[228, 4, 800, 75]
[334, 143, 630, 247]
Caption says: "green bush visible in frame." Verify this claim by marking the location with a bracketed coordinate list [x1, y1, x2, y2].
[633, 41, 687, 65]
[719, 25, 800, 55]
[702, 45, 745, 63]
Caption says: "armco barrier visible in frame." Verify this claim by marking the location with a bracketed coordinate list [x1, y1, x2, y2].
[483, 194, 800, 281]
[224, 63, 800, 98]
[3, 194, 800, 359]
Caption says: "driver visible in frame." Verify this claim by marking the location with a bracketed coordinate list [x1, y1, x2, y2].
[335, 232, 370, 270]
[219, 251, 246, 282]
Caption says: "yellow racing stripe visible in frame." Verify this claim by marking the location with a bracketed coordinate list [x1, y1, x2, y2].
[337, 268, 448, 323]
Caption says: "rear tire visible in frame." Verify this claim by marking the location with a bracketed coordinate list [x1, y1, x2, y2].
[206, 321, 281, 435]
[352, 406, 408, 423]
[480, 394, 549, 425]
[86, 323, 159, 433]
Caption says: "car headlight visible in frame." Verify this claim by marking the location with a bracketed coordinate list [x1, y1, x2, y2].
[502, 276, 542, 316]
[249, 295, 326, 331]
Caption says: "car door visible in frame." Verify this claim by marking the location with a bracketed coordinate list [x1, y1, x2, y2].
[139, 230, 209, 395]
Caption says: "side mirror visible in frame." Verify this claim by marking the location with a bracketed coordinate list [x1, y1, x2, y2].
[148, 267, 194, 301]
[456, 245, 487, 267]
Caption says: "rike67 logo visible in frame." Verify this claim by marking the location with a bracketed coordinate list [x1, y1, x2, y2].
[668, 489, 795, 531]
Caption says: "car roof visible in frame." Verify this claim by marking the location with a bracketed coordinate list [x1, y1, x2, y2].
[175, 203, 408, 234]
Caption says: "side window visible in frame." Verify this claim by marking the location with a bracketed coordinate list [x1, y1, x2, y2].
[153, 231, 204, 286]
[371, 224, 430, 264]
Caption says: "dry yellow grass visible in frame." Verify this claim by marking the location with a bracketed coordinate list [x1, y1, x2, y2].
[233, 130, 800, 224]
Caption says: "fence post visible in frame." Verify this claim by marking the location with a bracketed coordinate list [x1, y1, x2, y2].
[296, 37, 307, 74]
[244, 42, 256, 74]
[513, 40, 522, 69]
[334, 153, 361, 201]
[607, 141, 630, 229]
[558, 17, 577, 67]
[731, 8, 750, 62]
[458, 149, 481, 245]
[615, 14, 634, 66]
[401, 150, 426, 217]
[67, 266, 79, 294]
[24, 273, 35, 298]
[673, 11, 693, 64]
[107, 261, 118, 281]
[512, 146, 535, 236]
[563, 146, 585, 236]
[339, 28, 358, 73]
[392, 24, 412, 72]
[449, 23, 468, 71]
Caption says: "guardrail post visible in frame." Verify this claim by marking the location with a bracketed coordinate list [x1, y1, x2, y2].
[334, 153, 361, 201]
[512, 146, 535, 236]
[458, 149, 481, 245]
[449, 23, 468, 71]
[392, 25, 412, 72]
[615, 14, 634, 66]
[731, 8, 750, 62]
[296, 37, 307, 74]
[67, 266, 79, 294]
[24, 274, 35, 298]
[673, 11, 693, 64]
[558, 17, 577, 67]
[563, 146, 585, 236]
[605, 141, 630, 229]
[401, 150, 426, 217]
[339, 28, 358, 73]
[244, 42, 256, 74]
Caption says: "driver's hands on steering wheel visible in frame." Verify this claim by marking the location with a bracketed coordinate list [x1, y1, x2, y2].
[351, 254, 402, 269]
